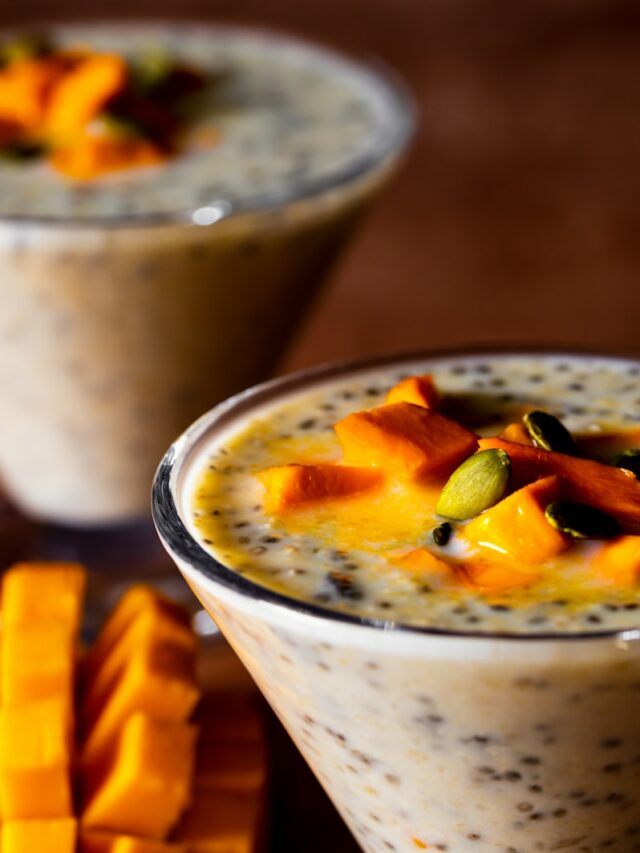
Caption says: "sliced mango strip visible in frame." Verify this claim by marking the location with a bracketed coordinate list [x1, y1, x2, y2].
[174, 790, 263, 853]
[392, 548, 455, 578]
[498, 423, 534, 445]
[82, 639, 200, 770]
[82, 601, 197, 729]
[2, 561, 86, 628]
[2, 621, 74, 705]
[82, 712, 197, 840]
[0, 697, 73, 819]
[51, 135, 165, 180]
[479, 437, 640, 532]
[46, 54, 127, 142]
[335, 403, 478, 481]
[385, 374, 440, 409]
[2, 818, 77, 853]
[591, 535, 640, 586]
[466, 562, 539, 591]
[259, 463, 383, 514]
[0, 57, 68, 131]
[576, 427, 640, 462]
[465, 475, 569, 566]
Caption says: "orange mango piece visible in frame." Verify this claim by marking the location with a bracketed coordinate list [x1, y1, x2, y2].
[385, 374, 440, 409]
[259, 463, 383, 514]
[81, 831, 184, 853]
[479, 437, 640, 532]
[466, 562, 539, 591]
[2, 819, 77, 852]
[46, 54, 127, 141]
[2, 621, 74, 705]
[87, 585, 191, 679]
[392, 548, 455, 578]
[0, 57, 68, 130]
[2, 561, 86, 628]
[51, 135, 165, 180]
[82, 712, 197, 840]
[575, 427, 640, 462]
[335, 403, 478, 481]
[196, 736, 267, 794]
[174, 790, 263, 853]
[83, 600, 197, 728]
[498, 422, 534, 445]
[82, 639, 200, 770]
[465, 475, 569, 566]
[591, 536, 640, 586]
[0, 697, 73, 819]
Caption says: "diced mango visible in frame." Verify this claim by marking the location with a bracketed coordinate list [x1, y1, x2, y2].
[83, 601, 197, 729]
[466, 562, 539, 591]
[479, 437, 640, 532]
[196, 736, 267, 793]
[46, 54, 127, 142]
[82, 639, 200, 770]
[194, 694, 264, 745]
[335, 403, 478, 481]
[81, 830, 185, 853]
[259, 463, 383, 514]
[0, 57, 68, 130]
[2, 561, 86, 628]
[51, 135, 165, 180]
[2, 621, 74, 705]
[0, 697, 73, 819]
[498, 423, 534, 445]
[591, 535, 640, 586]
[465, 476, 569, 566]
[87, 586, 191, 679]
[82, 712, 198, 840]
[174, 790, 263, 853]
[392, 548, 455, 578]
[385, 374, 440, 409]
[2, 818, 77, 853]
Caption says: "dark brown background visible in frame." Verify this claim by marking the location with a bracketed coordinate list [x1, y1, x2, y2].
[2, 2, 639, 849]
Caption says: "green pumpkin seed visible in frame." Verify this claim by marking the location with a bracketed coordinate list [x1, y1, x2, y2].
[432, 522, 453, 547]
[436, 449, 511, 521]
[544, 501, 621, 540]
[523, 410, 576, 455]
[611, 448, 640, 478]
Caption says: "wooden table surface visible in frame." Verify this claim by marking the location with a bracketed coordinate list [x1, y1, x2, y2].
[2, 2, 640, 850]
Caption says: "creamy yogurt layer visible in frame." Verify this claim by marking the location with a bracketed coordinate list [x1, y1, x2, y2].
[189, 353, 640, 634]
[0, 23, 405, 220]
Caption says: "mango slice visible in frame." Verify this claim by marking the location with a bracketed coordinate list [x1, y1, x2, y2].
[2, 562, 86, 628]
[51, 135, 164, 180]
[82, 712, 197, 840]
[0, 57, 68, 131]
[392, 548, 455, 578]
[479, 437, 640, 532]
[465, 562, 539, 591]
[498, 423, 534, 445]
[82, 639, 200, 770]
[465, 475, 569, 566]
[591, 535, 640, 586]
[259, 463, 383, 513]
[2, 622, 74, 705]
[174, 790, 263, 853]
[0, 696, 73, 820]
[335, 403, 478, 481]
[2, 818, 77, 852]
[385, 374, 440, 409]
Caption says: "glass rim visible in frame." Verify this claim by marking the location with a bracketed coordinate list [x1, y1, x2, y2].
[152, 342, 640, 644]
[0, 19, 416, 230]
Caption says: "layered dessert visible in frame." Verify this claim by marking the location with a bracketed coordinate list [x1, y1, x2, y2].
[156, 351, 640, 853]
[0, 23, 412, 524]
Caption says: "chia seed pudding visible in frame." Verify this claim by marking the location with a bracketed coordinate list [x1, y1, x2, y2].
[0, 22, 412, 524]
[155, 350, 640, 853]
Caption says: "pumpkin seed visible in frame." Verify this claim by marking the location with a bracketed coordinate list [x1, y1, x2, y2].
[544, 501, 621, 540]
[611, 448, 640, 478]
[432, 522, 453, 547]
[523, 410, 576, 454]
[436, 449, 510, 521]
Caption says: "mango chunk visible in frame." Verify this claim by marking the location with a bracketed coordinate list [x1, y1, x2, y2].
[46, 54, 127, 142]
[196, 736, 267, 794]
[81, 830, 185, 853]
[479, 437, 640, 532]
[465, 562, 539, 591]
[385, 374, 440, 409]
[83, 601, 197, 729]
[591, 536, 640, 586]
[392, 548, 455, 578]
[2, 561, 86, 628]
[498, 423, 534, 445]
[82, 639, 200, 770]
[2, 818, 77, 852]
[0, 697, 73, 819]
[174, 790, 263, 853]
[51, 135, 165, 180]
[259, 463, 383, 513]
[87, 586, 191, 679]
[82, 712, 197, 840]
[465, 476, 569, 566]
[0, 57, 67, 131]
[2, 621, 74, 705]
[335, 403, 478, 481]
